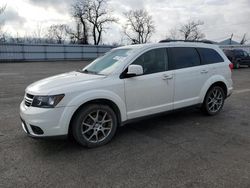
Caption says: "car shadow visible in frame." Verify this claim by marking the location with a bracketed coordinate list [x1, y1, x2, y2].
[32, 107, 206, 153]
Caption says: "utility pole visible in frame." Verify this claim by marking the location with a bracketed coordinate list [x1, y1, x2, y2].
[230, 33, 233, 45]
[240, 33, 247, 45]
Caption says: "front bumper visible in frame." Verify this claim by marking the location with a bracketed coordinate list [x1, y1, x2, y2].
[20, 100, 76, 137]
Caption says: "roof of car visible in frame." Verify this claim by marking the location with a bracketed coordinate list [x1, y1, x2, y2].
[116, 42, 219, 51]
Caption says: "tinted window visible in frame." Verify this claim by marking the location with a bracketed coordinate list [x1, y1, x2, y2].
[197, 48, 224, 64]
[243, 51, 248, 57]
[234, 50, 243, 57]
[132, 48, 167, 75]
[169, 47, 200, 70]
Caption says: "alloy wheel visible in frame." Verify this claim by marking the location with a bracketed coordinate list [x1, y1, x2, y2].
[207, 88, 224, 113]
[81, 110, 113, 143]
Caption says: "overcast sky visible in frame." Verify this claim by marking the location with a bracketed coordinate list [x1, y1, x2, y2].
[0, 0, 249, 44]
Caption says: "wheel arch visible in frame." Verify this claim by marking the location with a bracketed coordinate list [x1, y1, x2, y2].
[200, 75, 229, 104]
[202, 81, 228, 103]
[68, 98, 123, 136]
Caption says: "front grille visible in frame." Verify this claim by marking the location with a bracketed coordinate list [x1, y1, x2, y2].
[24, 93, 34, 107]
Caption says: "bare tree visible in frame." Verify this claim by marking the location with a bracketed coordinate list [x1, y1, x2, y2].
[72, 0, 89, 44]
[31, 23, 46, 43]
[0, 5, 5, 16]
[47, 24, 68, 44]
[166, 27, 180, 40]
[123, 9, 155, 44]
[179, 20, 205, 40]
[0, 5, 6, 42]
[240, 33, 247, 45]
[72, 0, 116, 45]
[85, 0, 116, 45]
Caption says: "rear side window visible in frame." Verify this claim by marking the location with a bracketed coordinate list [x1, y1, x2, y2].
[197, 48, 224, 64]
[169, 47, 200, 70]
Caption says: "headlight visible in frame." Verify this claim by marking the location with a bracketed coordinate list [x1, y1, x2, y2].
[32, 94, 65, 108]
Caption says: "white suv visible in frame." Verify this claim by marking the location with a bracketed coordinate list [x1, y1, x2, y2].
[20, 42, 233, 147]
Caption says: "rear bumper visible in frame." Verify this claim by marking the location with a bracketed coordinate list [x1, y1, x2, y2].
[227, 87, 233, 97]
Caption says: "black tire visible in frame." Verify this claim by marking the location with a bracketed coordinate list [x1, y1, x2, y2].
[72, 104, 118, 148]
[202, 86, 225, 116]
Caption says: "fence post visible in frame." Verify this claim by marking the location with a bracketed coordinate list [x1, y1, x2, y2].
[22, 43, 25, 61]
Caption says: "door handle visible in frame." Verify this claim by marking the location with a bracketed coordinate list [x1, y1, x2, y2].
[201, 70, 208, 74]
[162, 74, 173, 80]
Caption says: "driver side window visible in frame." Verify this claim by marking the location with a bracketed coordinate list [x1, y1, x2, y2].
[132, 48, 167, 75]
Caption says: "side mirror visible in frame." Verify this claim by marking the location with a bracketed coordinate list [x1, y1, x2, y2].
[126, 65, 143, 77]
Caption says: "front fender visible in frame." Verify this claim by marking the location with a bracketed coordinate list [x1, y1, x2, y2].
[67, 90, 127, 122]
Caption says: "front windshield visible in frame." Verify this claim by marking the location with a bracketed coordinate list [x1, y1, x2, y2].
[82, 49, 133, 75]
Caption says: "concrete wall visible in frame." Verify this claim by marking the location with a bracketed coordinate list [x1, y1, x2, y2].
[0, 43, 114, 62]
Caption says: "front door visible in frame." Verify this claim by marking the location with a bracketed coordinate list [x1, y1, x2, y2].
[124, 48, 174, 119]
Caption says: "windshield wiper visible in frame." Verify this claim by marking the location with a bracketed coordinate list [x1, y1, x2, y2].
[78, 69, 99, 75]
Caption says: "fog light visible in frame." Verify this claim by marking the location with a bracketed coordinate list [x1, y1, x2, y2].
[30, 125, 44, 135]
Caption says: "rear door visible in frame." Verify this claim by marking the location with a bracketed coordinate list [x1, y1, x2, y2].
[198, 47, 225, 77]
[168, 47, 212, 109]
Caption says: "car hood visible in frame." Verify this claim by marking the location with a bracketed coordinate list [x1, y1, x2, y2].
[26, 71, 106, 95]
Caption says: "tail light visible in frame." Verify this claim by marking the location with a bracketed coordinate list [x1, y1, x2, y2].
[229, 63, 234, 71]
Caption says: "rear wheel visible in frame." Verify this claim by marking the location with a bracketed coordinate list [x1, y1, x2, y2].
[72, 104, 118, 148]
[202, 86, 225, 116]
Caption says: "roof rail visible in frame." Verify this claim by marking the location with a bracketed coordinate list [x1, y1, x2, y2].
[159, 39, 214, 44]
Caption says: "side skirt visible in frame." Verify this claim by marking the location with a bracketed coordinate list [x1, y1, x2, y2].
[121, 104, 202, 126]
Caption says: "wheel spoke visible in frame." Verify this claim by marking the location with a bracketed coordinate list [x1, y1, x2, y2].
[83, 128, 91, 134]
[213, 104, 216, 112]
[87, 132, 95, 141]
[215, 104, 219, 111]
[95, 133, 98, 142]
[96, 110, 100, 121]
[215, 89, 218, 97]
[103, 127, 111, 131]
[208, 100, 213, 105]
[103, 119, 112, 124]
[82, 122, 92, 127]
[101, 129, 107, 137]
[102, 112, 107, 122]
[88, 114, 96, 122]
[217, 93, 222, 99]
[209, 103, 215, 110]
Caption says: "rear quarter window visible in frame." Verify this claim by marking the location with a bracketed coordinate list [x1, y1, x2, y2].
[197, 48, 224, 64]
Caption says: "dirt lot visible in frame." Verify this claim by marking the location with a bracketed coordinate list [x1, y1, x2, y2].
[0, 61, 250, 188]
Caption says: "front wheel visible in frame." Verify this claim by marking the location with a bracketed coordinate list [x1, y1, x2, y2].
[202, 86, 225, 116]
[72, 104, 118, 148]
